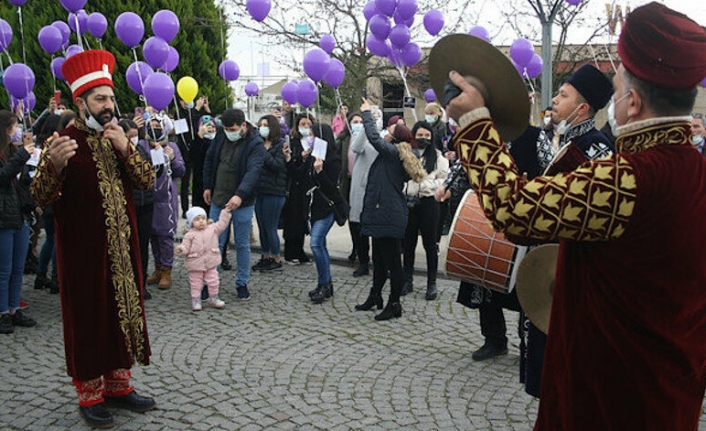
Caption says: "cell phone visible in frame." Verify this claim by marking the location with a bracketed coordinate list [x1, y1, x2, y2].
[53, 90, 61, 105]
[361, 88, 367, 99]
[134, 107, 144, 118]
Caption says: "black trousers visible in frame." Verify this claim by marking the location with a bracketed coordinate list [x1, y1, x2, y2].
[348, 221, 370, 266]
[371, 237, 404, 303]
[134, 203, 154, 289]
[403, 197, 440, 281]
[179, 164, 192, 214]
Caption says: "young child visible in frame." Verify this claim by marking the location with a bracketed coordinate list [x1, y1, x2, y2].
[176, 207, 232, 311]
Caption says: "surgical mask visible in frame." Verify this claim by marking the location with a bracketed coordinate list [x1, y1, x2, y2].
[225, 131, 241, 142]
[54, 109, 65, 116]
[186, 102, 195, 109]
[543, 116, 551, 126]
[299, 127, 311, 137]
[204, 132, 216, 140]
[10, 126, 22, 144]
[693, 135, 704, 146]
[351, 123, 363, 134]
[130, 136, 138, 145]
[608, 92, 630, 137]
[555, 105, 581, 136]
[259, 126, 270, 139]
[416, 138, 431, 149]
[425, 115, 437, 124]
[85, 112, 104, 132]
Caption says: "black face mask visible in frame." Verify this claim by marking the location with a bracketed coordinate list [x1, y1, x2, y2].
[416, 138, 431, 149]
[148, 128, 163, 142]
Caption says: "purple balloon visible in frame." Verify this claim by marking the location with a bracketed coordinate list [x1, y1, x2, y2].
[59, 0, 86, 13]
[38, 26, 63, 55]
[143, 36, 170, 69]
[52, 21, 70, 48]
[162, 46, 179, 72]
[510, 38, 534, 67]
[246, 0, 271, 22]
[512, 59, 523, 77]
[369, 14, 391, 40]
[9, 91, 35, 113]
[51, 57, 66, 81]
[367, 34, 391, 57]
[393, 8, 414, 26]
[525, 53, 544, 79]
[4, 63, 35, 99]
[303, 47, 331, 82]
[702, 77, 706, 87]
[126, 61, 154, 95]
[323, 58, 345, 88]
[143, 72, 174, 110]
[244, 82, 259, 97]
[469, 25, 490, 42]
[396, 0, 417, 20]
[389, 24, 410, 48]
[218, 60, 240, 81]
[115, 12, 145, 48]
[7, 0, 27, 6]
[68, 10, 88, 35]
[281, 80, 298, 105]
[152, 10, 180, 43]
[65, 44, 83, 58]
[87, 13, 108, 39]
[424, 88, 436, 103]
[320, 34, 335, 54]
[566, 0, 581, 5]
[0, 19, 12, 52]
[423, 9, 444, 36]
[296, 79, 318, 108]
[363, 1, 379, 20]
[375, 0, 397, 17]
[401, 42, 421, 67]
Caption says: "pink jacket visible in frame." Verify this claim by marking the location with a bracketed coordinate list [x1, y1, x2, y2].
[176, 210, 232, 272]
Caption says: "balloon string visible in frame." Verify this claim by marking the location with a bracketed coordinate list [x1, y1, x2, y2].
[51, 54, 56, 94]
[74, 14, 83, 51]
[315, 83, 323, 139]
[398, 66, 417, 122]
[603, 42, 617, 74]
[82, 33, 92, 50]
[588, 44, 600, 69]
[132, 48, 149, 110]
[97, 39, 103, 50]
[3, 51, 12, 66]
[18, 7, 26, 64]
[334, 88, 351, 135]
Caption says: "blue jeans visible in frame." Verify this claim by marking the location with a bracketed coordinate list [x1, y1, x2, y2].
[255, 194, 286, 257]
[210, 204, 255, 287]
[37, 212, 57, 277]
[0, 222, 30, 314]
[310, 213, 334, 285]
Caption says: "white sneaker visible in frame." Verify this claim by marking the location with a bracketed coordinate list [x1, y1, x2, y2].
[192, 298, 202, 312]
[207, 295, 225, 309]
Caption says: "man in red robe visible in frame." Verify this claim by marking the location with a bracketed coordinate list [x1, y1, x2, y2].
[30, 50, 156, 428]
[444, 3, 706, 430]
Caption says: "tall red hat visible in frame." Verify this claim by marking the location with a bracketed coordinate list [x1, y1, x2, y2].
[61, 50, 116, 98]
[618, 2, 706, 89]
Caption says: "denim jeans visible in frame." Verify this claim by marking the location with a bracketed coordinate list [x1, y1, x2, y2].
[37, 212, 57, 277]
[210, 204, 255, 287]
[0, 222, 30, 314]
[310, 213, 335, 285]
[255, 194, 286, 257]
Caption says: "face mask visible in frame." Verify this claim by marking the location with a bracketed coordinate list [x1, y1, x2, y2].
[380, 129, 389, 139]
[425, 115, 437, 124]
[351, 123, 363, 134]
[259, 126, 270, 139]
[608, 92, 630, 137]
[225, 130, 240, 142]
[55, 109, 65, 116]
[555, 105, 581, 136]
[148, 128, 164, 142]
[204, 132, 216, 140]
[85, 113, 104, 132]
[299, 127, 311, 137]
[10, 126, 23, 144]
[543, 116, 551, 126]
[375, 118, 383, 131]
[130, 136, 139, 145]
[186, 102, 195, 109]
[693, 135, 704, 146]
[416, 138, 431, 149]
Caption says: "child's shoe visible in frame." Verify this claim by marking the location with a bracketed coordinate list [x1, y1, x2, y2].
[192, 297, 202, 312]
[207, 295, 225, 309]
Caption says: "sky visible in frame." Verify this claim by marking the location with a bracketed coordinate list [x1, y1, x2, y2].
[225, 0, 706, 86]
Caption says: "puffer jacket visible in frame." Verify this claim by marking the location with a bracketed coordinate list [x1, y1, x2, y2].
[176, 210, 232, 272]
[0, 147, 31, 229]
[257, 138, 287, 197]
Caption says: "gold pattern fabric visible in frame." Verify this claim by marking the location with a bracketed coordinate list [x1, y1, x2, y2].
[455, 118, 637, 242]
[616, 121, 692, 154]
[30, 148, 64, 207]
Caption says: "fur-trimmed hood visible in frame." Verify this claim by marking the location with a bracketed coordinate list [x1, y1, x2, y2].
[395, 142, 427, 183]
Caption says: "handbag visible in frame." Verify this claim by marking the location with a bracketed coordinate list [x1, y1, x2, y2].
[317, 188, 349, 227]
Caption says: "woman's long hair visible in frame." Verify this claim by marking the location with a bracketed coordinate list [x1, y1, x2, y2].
[290, 113, 316, 141]
[37, 114, 62, 149]
[411, 121, 437, 174]
[258, 114, 282, 144]
[0, 110, 18, 160]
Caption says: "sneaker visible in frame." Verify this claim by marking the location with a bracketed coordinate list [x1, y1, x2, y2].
[207, 295, 225, 308]
[261, 259, 283, 272]
[0, 314, 13, 334]
[11, 309, 36, 327]
[252, 257, 269, 271]
[236, 285, 251, 301]
[19, 300, 28, 310]
[285, 258, 300, 266]
[192, 298, 202, 312]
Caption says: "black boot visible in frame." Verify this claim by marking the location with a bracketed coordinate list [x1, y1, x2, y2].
[374, 301, 402, 321]
[425, 276, 438, 301]
[49, 275, 60, 294]
[311, 282, 333, 304]
[221, 254, 232, 271]
[354, 289, 383, 311]
[308, 284, 322, 299]
[79, 403, 114, 428]
[400, 270, 414, 296]
[34, 274, 49, 290]
[352, 263, 369, 277]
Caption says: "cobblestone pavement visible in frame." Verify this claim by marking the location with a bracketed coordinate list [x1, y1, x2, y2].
[3, 252, 706, 430]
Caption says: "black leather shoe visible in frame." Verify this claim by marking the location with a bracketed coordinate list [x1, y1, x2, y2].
[308, 284, 322, 299]
[471, 343, 508, 361]
[311, 283, 333, 304]
[374, 301, 402, 321]
[425, 283, 438, 301]
[220, 256, 232, 271]
[400, 281, 413, 296]
[143, 289, 152, 300]
[354, 295, 383, 311]
[104, 390, 156, 413]
[352, 265, 369, 277]
[79, 403, 115, 428]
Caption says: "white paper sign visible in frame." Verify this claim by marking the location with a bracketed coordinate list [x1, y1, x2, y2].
[311, 137, 328, 160]
[174, 118, 189, 135]
[150, 147, 166, 166]
[25, 148, 41, 167]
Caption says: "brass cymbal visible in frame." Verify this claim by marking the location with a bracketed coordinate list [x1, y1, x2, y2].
[516, 244, 559, 334]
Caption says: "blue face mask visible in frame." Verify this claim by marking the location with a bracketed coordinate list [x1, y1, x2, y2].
[351, 123, 363, 134]
[225, 130, 240, 142]
[299, 127, 310, 137]
[425, 115, 437, 124]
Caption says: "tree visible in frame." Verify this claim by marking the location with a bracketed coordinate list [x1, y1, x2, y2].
[0, 0, 230, 118]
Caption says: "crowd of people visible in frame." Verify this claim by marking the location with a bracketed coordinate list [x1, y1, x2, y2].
[2, 2, 706, 429]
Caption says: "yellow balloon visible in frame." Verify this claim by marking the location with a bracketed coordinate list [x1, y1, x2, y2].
[177, 76, 199, 104]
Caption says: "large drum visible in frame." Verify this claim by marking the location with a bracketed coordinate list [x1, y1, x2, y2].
[440, 189, 526, 293]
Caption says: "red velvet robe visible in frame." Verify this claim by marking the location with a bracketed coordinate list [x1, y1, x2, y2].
[30, 120, 155, 381]
[454, 110, 706, 431]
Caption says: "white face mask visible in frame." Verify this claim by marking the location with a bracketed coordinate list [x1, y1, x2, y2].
[54, 108, 65, 116]
[186, 102, 195, 109]
[425, 115, 437, 124]
[693, 135, 704, 146]
[85, 112, 104, 132]
[543, 116, 551, 126]
[259, 126, 270, 139]
[608, 92, 630, 137]
[299, 127, 310, 137]
[225, 130, 240, 142]
[130, 136, 138, 145]
[555, 105, 581, 136]
[204, 132, 216, 140]
[351, 123, 363, 134]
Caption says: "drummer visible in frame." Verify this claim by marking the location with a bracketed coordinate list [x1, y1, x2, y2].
[445, 3, 706, 430]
